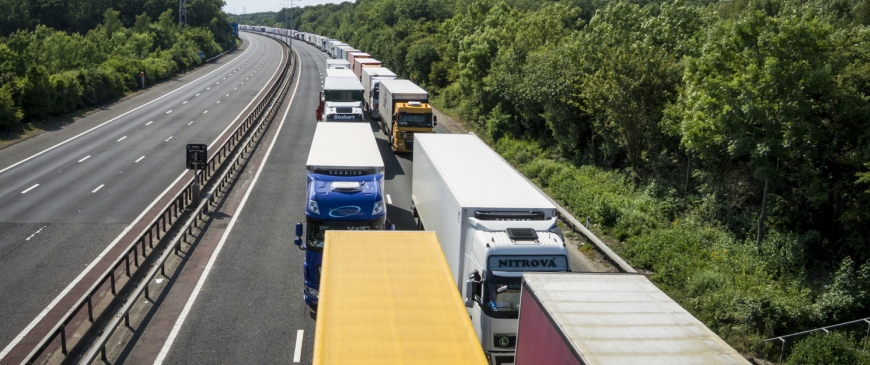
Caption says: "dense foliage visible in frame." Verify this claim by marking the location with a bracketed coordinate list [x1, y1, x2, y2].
[0, 0, 235, 131]
[252, 0, 870, 360]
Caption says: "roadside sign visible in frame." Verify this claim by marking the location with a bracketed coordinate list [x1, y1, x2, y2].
[198, 52, 204, 59]
[186, 144, 207, 170]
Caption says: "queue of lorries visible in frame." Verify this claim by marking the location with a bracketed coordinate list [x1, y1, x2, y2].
[241, 25, 750, 365]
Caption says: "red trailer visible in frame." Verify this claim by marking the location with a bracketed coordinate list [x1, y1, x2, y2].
[515, 273, 749, 365]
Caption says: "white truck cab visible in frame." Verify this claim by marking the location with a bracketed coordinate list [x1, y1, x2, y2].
[321, 101, 364, 122]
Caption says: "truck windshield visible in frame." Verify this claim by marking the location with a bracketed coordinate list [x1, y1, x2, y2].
[397, 113, 432, 128]
[325, 90, 364, 103]
[484, 282, 522, 313]
[306, 219, 381, 248]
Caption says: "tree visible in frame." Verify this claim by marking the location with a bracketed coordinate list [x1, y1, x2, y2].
[678, 11, 836, 247]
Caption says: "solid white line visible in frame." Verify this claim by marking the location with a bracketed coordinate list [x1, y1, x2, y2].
[0, 35, 271, 361]
[293, 330, 304, 362]
[0, 44, 253, 177]
[25, 226, 46, 241]
[165, 136, 173, 142]
[135, 156, 145, 163]
[92, 184, 105, 193]
[386, 194, 392, 205]
[78, 155, 91, 162]
[146, 121, 153, 126]
[21, 184, 39, 194]
[155, 45, 300, 365]
[117, 136, 126, 142]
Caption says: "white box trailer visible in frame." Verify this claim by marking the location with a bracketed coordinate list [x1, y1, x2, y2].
[412, 133, 570, 365]
[361, 67, 396, 119]
[515, 273, 750, 365]
[377, 79, 428, 125]
[337, 46, 359, 61]
[327, 69, 356, 78]
[328, 41, 346, 58]
[326, 59, 351, 70]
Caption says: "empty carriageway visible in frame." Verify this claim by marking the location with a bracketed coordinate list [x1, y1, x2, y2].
[0, 32, 288, 363]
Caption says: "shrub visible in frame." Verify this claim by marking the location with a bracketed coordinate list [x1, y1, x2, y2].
[786, 332, 870, 365]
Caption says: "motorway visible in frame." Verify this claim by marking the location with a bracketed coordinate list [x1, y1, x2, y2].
[99, 37, 451, 364]
[0, 32, 287, 363]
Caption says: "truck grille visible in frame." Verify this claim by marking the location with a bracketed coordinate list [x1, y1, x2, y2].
[493, 334, 516, 349]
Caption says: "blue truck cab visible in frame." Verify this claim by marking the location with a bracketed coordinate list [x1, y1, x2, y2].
[294, 123, 386, 307]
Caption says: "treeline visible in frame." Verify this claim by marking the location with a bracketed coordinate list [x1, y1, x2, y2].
[0, 0, 235, 131]
[256, 0, 870, 361]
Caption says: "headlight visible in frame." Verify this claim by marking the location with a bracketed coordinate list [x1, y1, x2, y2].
[305, 287, 319, 298]
[308, 199, 320, 214]
[372, 200, 384, 215]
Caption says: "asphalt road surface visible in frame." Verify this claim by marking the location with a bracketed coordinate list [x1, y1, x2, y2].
[0, 32, 286, 361]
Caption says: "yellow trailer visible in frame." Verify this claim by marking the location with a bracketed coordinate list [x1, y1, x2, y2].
[314, 231, 487, 365]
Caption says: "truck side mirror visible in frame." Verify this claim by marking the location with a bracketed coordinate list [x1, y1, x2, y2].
[433, 115, 438, 122]
[294, 237, 302, 247]
[464, 280, 475, 308]
[295, 222, 303, 237]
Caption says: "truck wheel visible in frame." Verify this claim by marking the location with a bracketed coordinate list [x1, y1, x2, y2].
[389, 134, 396, 152]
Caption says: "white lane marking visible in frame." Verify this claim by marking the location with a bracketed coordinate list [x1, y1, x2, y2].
[216, 101, 220, 104]
[207, 87, 210, 90]
[226, 93, 229, 97]
[241, 82, 244, 85]
[0, 45, 254, 178]
[135, 156, 145, 163]
[196, 93, 200, 96]
[166, 110, 172, 114]
[165, 136, 173, 142]
[91, 184, 105, 193]
[216, 82, 220, 84]
[0, 35, 270, 361]
[146, 121, 153, 126]
[117, 136, 127, 142]
[155, 45, 299, 365]
[203, 110, 208, 114]
[25, 226, 47, 241]
[183, 101, 188, 104]
[234, 87, 237, 90]
[78, 155, 91, 162]
[21, 184, 39, 194]
[293, 330, 304, 362]
[188, 121, 193, 125]
[386, 194, 392, 204]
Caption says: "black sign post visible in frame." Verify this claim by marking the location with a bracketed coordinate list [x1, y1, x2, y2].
[186, 144, 207, 208]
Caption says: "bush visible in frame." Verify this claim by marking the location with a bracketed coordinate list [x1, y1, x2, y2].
[0, 83, 22, 129]
[786, 332, 870, 365]
[50, 71, 83, 114]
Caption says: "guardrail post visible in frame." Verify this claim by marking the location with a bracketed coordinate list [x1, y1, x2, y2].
[141, 238, 146, 257]
[126, 256, 131, 277]
[60, 325, 68, 354]
[101, 345, 107, 361]
[777, 338, 786, 364]
[110, 273, 116, 295]
[133, 249, 139, 268]
[87, 296, 94, 322]
[864, 319, 869, 352]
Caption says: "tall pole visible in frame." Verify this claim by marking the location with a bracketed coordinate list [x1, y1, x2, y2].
[179, 0, 187, 26]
